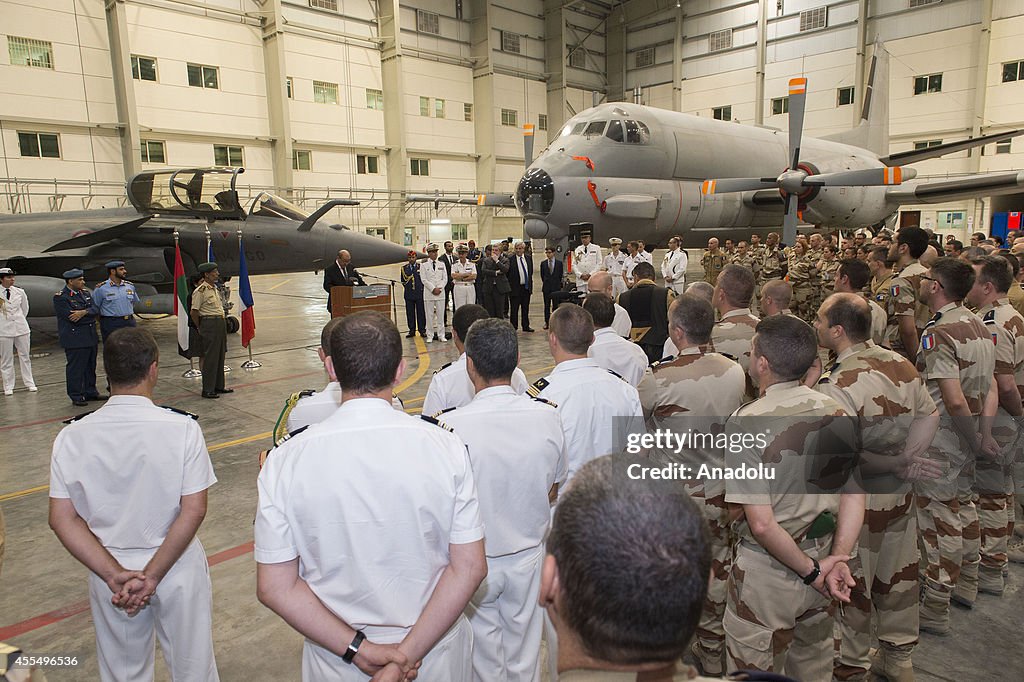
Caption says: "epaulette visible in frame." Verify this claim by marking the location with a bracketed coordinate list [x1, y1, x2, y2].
[531, 396, 558, 408]
[430, 406, 458, 419]
[650, 355, 675, 369]
[719, 352, 738, 362]
[817, 361, 840, 384]
[924, 311, 942, 329]
[420, 415, 454, 432]
[433, 360, 454, 375]
[298, 389, 316, 398]
[63, 410, 96, 425]
[983, 309, 996, 323]
[606, 368, 626, 381]
[527, 377, 549, 397]
[160, 405, 199, 420]
[392, 392, 405, 408]
[282, 424, 310, 442]
[261, 424, 310, 468]
[272, 390, 316, 445]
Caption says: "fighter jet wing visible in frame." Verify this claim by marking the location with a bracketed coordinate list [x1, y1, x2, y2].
[406, 192, 515, 208]
[0, 208, 150, 259]
[43, 216, 153, 252]
[885, 171, 1024, 204]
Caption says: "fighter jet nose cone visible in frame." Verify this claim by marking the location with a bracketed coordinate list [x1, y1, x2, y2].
[326, 228, 414, 268]
[516, 168, 554, 216]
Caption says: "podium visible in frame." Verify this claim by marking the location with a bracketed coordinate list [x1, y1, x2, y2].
[331, 284, 392, 318]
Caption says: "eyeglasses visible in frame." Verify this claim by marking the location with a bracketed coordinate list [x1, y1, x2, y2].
[921, 275, 944, 288]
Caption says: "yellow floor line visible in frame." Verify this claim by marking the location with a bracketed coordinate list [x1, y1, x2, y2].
[394, 335, 430, 394]
[0, 485, 49, 502]
[267, 278, 292, 291]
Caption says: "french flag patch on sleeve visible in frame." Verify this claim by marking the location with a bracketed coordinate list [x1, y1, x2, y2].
[921, 333, 936, 351]
[890, 284, 900, 297]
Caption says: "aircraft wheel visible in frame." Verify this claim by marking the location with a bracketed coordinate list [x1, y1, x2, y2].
[226, 316, 240, 334]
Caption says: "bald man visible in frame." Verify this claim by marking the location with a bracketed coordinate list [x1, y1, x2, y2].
[323, 249, 366, 311]
[759, 280, 795, 318]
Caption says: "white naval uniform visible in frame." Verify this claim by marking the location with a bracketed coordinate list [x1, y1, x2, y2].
[635, 249, 654, 265]
[422, 353, 529, 418]
[612, 303, 632, 338]
[532, 358, 644, 483]
[622, 253, 639, 289]
[442, 386, 567, 682]
[255, 398, 484, 682]
[422, 257, 449, 339]
[452, 260, 478, 309]
[49, 396, 218, 682]
[603, 251, 628, 298]
[0, 284, 36, 394]
[588, 327, 650, 387]
[573, 244, 603, 292]
[286, 381, 405, 434]
[661, 248, 688, 295]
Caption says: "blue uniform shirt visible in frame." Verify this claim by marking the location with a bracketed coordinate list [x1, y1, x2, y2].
[92, 278, 140, 316]
[54, 286, 99, 348]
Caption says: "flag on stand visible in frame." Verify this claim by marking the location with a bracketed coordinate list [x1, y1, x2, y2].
[173, 240, 190, 355]
[238, 238, 256, 348]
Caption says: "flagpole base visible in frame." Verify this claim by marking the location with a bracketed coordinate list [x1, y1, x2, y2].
[241, 360, 262, 369]
[182, 369, 203, 378]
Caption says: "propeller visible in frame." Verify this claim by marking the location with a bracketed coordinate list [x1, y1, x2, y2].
[700, 77, 915, 245]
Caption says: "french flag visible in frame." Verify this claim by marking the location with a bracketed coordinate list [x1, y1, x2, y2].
[238, 238, 255, 348]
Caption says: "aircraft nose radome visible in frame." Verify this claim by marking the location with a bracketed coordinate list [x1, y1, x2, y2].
[516, 168, 554, 216]
[327, 228, 414, 268]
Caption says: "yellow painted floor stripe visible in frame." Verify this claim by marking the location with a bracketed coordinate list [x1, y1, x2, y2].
[394, 335, 430, 394]
[208, 432, 272, 452]
[267, 278, 292, 291]
[0, 485, 49, 502]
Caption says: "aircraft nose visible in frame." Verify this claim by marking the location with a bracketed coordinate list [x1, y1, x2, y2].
[516, 168, 554, 216]
[326, 228, 417, 268]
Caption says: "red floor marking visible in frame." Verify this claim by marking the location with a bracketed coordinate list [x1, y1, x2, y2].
[0, 541, 255, 640]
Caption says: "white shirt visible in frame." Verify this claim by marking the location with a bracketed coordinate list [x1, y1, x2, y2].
[603, 251, 626, 277]
[286, 382, 404, 433]
[622, 253, 640, 287]
[612, 303, 632, 338]
[635, 249, 654, 265]
[573, 243, 603, 290]
[49, 396, 217, 560]
[421, 258, 448, 301]
[255, 398, 484, 642]
[422, 353, 529, 417]
[662, 336, 678, 361]
[0, 285, 30, 337]
[588, 327, 650, 387]
[452, 260, 476, 286]
[534, 358, 644, 483]
[661, 248, 688, 288]
[441, 386, 567, 557]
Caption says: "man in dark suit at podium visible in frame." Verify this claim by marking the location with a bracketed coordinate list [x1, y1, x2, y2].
[540, 246, 564, 329]
[323, 249, 366, 311]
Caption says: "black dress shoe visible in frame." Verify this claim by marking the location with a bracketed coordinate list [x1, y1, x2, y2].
[543, 324, 549, 330]
[445, 332, 453, 340]
[202, 392, 220, 399]
[87, 394, 109, 401]
[523, 327, 535, 333]
[215, 388, 234, 394]
[406, 331, 416, 338]
[72, 399, 89, 407]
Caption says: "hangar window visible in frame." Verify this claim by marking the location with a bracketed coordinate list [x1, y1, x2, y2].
[913, 73, 942, 95]
[606, 120, 624, 142]
[583, 121, 606, 137]
[624, 120, 650, 144]
[538, 114, 548, 131]
[131, 55, 157, 82]
[18, 131, 60, 158]
[357, 154, 379, 174]
[713, 105, 732, 121]
[771, 96, 789, 115]
[420, 97, 431, 117]
[502, 31, 521, 54]
[140, 140, 165, 164]
[188, 63, 219, 89]
[837, 86, 854, 106]
[913, 140, 942, 150]
[568, 49, 587, 69]
[995, 138, 1012, 154]
[417, 10, 440, 35]
[366, 88, 383, 110]
[709, 29, 732, 53]
[435, 99, 446, 118]
[8, 36, 52, 69]
[292, 149, 312, 171]
[213, 144, 243, 167]
[501, 109, 518, 127]
[635, 47, 655, 69]
[286, 77, 293, 99]
[410, 158, 430, 176]
[799, 7, 827, 32]
[464, 103, 473, 121]
[452, 224, 468, 240]
[1002, 61, 1024, 83]
[314, 80, 339, 104]
[309, 0, 338, 10]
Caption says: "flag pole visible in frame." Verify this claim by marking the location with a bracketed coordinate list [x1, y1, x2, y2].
[175, 230, 203, 378]
[238, 228, 261, 369]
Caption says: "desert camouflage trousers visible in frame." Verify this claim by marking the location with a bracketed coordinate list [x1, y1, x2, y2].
[725, 538, 834, 681]
[692, 492, 733, 673]
[835, 492, 919, 680]
[958, 444, 1016, 597]
[915, 437, 970, 603]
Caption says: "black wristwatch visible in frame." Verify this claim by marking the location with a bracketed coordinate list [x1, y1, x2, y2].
[801, 557, 821, 585]
[342, 630, 365, 664]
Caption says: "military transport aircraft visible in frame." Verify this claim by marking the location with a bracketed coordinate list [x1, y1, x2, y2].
[0, 167, 413, 317]
[413, 42, 1024, 252]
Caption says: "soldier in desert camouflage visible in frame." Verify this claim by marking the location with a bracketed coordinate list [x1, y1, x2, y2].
[758, 280, 796, 319]
[637, 294, 746, 676]
[701, 238, 728, 285]
[811, 293, 938, 682]
[887, 227, 932, 361]
[786, 241, 818, 322]
[710, 265, 760, 401]
[815, 244, 841, 312]
[730, 241, 756, 270]
[833, 259, 888, 347]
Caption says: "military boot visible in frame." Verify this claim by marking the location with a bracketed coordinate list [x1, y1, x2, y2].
[1008, 536, 1024, 564]
[690, 641, 723, 677]
[918, 591, 950, 636]
[977, 566, 1004, 596]
[869, 646, 915, 682]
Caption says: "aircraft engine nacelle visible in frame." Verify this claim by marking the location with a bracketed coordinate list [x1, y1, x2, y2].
[803, 185, 893, 228]
[17, 276, 70, 317]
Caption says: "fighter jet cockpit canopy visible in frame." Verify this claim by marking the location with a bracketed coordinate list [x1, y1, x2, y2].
[126, 167, 247, 220]
[248, 192, 310, 221]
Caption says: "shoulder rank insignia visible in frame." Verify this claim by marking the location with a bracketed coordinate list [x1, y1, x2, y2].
[921, 333, 936, 351]
[875, 292, 886, 302]
[433, 360, 454, 375]
[651, 355, 675, 369]
[719, 352, 738, 362]
[420, 415, 454, 432]
[527, 377, 549, 398]
[606, 368, 626, 381]
[62, 410, 96, 425]
[531, 396, 558, 408]
[983, 309, 996, 323]
[430, 406, 458, 419]
[160, 405, 199, 420]
[890, 284, 900, 297]
[262, 425, 311, 467]
[817, 361, 840, 384]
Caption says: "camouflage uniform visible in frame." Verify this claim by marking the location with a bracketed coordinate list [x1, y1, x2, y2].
[724, 382, 851, 681]
[1008, 281, 1024, 318]
[914, 302, 994, 631]
[731, 253, 756, 271]
[701, 250, 728, 285]
[871, 272, 893, 313]
[786, 252, 817, 323]
[711, 309, 760, 401]
[816, 258, 840, 312]
[637, 346, 747, 675]
[816, 341, 936, 681]
[752, 245, 783, 314]
[886, 261, 931, 359]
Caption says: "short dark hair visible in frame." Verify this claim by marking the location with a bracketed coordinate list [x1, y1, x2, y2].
[105, 327, 159, 387]
[824, 293, 871, 344]
[330, 311, 402, 394]
[896, 226, 929, 258]
[464, 319, 519, 381]
[869, 246, 891, 265]
[930, 257, 975, 301]
[548, 455, 710, 665]
[582, 292, 616, 328]
[632, 262, 656, 281]
[453, 304, 490, 343]
[753, 315, 817, 381]
[716, 264, 755, 307]
[837, 258, 871, 291]
[971, 255, 1014, 294]
[320, 317, 344, 354]
[947, 239, 963, 252]
[550, 304, 594, 355]
[669, 294, 714, 345]
[998, 252, 1020, 278]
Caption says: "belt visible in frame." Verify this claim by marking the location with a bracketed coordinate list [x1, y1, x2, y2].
[455, 282, 474, 287]
[200, 315, 225, 320]
[740, 534, 832, 556]
[101, 315, 132, 320]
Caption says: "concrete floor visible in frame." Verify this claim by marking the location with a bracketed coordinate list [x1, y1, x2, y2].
[1, 255, 1022, 681]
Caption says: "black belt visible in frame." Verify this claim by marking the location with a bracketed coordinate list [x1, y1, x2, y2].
[101, 315, 132, 320]
[200, 315, 225, 320]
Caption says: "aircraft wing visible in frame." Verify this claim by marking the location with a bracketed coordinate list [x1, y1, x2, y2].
[0, 209, 148, 259]
[886, 171, 1024, 204]
[879, 130, 1024, 166]
[406, 192, 515, 208]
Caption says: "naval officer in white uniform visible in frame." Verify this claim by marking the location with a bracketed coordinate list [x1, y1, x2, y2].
[0, 267, 37, 395]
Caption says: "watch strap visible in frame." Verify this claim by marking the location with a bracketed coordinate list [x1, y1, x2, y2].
[801, 557, 821, 585]
[342, 630, 365, 664]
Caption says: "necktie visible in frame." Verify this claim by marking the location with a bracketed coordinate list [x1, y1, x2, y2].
[519, 257, 527, 285]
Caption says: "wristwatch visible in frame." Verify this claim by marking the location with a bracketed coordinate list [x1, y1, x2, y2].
[801, 557, 821, 585]
[342, 630, 365, 664]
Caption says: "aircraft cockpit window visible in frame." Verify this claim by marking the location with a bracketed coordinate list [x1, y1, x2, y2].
[606, 120, 624, 142]
[571, 122, 588, 135]
[624, 120, 651, 145]
[248, 192, 310, 221]
[583, 121, 606, 137]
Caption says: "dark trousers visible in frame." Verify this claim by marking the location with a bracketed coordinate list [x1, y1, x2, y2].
[64, 346, 98, 400]
[483, 289, 508, 319]
[543, 292, 557, 325]
[99, 316, 135, 341]
[199, 316, 227, 393]
[405, 297, 426, 334]
[509, 290, 531, 329]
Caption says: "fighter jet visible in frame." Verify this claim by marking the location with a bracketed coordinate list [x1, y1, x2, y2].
[413, 42, 1024, 252]
[0, 167, 414, 317]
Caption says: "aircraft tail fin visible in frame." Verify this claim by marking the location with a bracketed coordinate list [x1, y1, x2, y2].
[820, 40, 889, 157]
